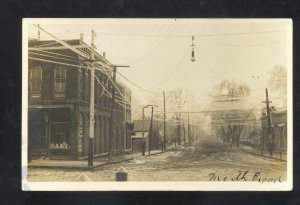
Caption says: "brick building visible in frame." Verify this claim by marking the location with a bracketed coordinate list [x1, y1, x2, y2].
[28, 38, 131, 160]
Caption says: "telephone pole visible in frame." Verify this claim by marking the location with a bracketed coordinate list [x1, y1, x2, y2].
[142, 105, 153, 155]
[262, 88, 273, 156]
[148, 106, 154, 155]
[177, 114, 181, 145]
[88, 30, 96, 166]
[183, 121, 186, 148]
[37, 24, 40, 40]
[108, 65, 129, 161]
[123, 90, 127, 153]
[163, 91, 166, 151]
[187, 113, 190, 146]
[142, 106, 145, 155]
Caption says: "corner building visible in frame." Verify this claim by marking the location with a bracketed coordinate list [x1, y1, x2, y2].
[28, 38, 131, 160]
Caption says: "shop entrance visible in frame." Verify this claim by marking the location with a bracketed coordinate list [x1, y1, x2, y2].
[28, 122, 47, 158]
[49, 122, 70, 157]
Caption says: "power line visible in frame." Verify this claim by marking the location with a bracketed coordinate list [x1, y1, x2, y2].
[29, 51, 78, 63]
[117, 72, 157, 94]
[28, 56, 90, 70]
[197, 38, 285, 47]
[114, 24, 171, 63]
[92, 29, 284, 37]
[195, 46, 223, 79]
[127, 24, 186, 65]
[29, 48, 78, 59]
[149, 46, 190, 90]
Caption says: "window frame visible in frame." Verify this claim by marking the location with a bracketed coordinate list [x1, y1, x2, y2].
[54, 66, 67, 99]
[29, 66, 42, 99]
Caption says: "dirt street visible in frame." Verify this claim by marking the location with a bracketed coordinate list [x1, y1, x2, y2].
[28, 147, 286, 182]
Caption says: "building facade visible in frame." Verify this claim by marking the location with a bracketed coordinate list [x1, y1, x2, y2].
[131, 120, 163, 153]
[28, 38, 131, 160]
[261, 108, 287, 153]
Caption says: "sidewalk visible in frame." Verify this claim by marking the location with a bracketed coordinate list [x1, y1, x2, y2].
[240, 144, 287, 161]
[28, 149, 165, 170]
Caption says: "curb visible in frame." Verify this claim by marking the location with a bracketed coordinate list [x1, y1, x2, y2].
[28, 148, 176, 170]
[28, 157, 135, 171]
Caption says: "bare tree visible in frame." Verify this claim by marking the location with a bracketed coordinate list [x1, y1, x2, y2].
[166, 88, 192, 145]
[268, 65, 287, 107]
[207, 79, 253, 147]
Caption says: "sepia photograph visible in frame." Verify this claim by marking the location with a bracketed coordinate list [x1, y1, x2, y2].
[22, 19, 292, 191]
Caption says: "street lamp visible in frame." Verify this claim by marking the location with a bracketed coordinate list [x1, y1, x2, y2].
[191, 36, 196, 62]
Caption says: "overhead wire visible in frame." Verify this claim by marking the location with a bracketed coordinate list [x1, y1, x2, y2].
[197, 38, 285, 47]
[195, 46, 223, 79]
[113, 24, 168, 63]
[128, 24, 186, 65]
[29, 48, 78, 59]
[28, 56, 90, 70]
[29, 51, 78, 63]
[31, 25, 286, 123]
[149, 45, 190, 90]
[90, 29, 284, 37]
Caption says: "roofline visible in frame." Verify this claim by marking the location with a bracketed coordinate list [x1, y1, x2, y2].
[29, 39, 113, 67]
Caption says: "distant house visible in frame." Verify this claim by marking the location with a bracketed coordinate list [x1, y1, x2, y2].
[261, 109, 287, 152]
[131, 120, 163, 153]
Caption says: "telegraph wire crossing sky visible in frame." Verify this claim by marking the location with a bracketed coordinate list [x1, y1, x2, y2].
[27, 20, 290, 109]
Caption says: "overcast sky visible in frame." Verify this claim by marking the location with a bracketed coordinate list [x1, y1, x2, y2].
[26, 19, 292, 111]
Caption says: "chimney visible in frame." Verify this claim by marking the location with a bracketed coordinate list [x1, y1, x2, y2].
[103, 52, 106, 58]
[80, 33, 84, 42]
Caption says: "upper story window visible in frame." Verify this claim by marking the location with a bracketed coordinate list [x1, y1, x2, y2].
[85, 70, 89, 102]
[78, 68, 84, 100]
[29, 66, 42, 99]
[54, 66, 66, 99]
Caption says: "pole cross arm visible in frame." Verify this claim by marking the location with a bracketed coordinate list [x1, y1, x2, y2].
[115, 65, 130, 68]
[82, 59, 103, 62]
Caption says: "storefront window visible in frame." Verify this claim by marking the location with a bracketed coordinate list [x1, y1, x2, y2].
[49, 123, 70, 157]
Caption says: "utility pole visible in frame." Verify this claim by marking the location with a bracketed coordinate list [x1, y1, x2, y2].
[230, 88, 234, 147]
[142, 106, 145, 155]
[108, 65, 130, 161]
[183, 121, 186, 148]
[198, 119, 201, 141]
[88, 30, 96, 167]
[163, 91, 166, 151]
[174, 115, 177, 147]
[262, 88, 273, 156]
[187, 113, 190, 147]
[148, 106, 154, 155]
[37, 24, 40, 40]
[177, 114, 181, 145]
[123, 90, 127, 153]
[278, 123, 284, 160]
[142, 105, 153, 155]
[156, 114, 160, 151]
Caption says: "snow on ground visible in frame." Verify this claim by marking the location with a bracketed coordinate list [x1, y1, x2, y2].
[27, 146, 286, 182]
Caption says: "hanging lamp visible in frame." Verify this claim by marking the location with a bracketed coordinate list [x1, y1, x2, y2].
[191, 36, 196, 62]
